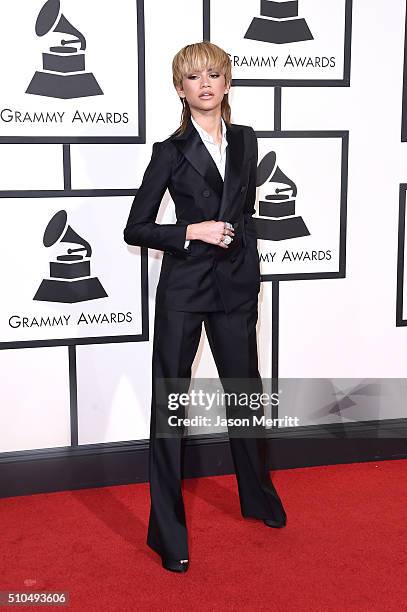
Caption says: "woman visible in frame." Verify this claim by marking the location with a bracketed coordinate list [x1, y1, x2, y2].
[124, 41, 286, 573]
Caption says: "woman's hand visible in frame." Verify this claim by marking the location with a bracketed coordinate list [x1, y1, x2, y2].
[186, 221, 234, 249]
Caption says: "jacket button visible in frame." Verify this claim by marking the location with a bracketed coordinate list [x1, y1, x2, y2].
[202, 189, 211, 197]
[240, 185, 246, 192]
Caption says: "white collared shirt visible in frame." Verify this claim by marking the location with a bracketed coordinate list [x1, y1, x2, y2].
[191, 115, 228, 179]
[184, 116, 228, 248]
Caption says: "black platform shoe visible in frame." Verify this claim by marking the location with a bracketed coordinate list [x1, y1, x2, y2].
[263, 518, 286, 528]
[161, 557, 189, 573]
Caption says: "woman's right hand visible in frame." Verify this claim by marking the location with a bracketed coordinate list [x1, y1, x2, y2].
[186, 221, 234, 249]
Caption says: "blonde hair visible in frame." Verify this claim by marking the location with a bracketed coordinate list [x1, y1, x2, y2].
[172, 41, 232, 135]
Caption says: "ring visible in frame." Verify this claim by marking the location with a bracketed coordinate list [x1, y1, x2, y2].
[223, 235, 232, 245]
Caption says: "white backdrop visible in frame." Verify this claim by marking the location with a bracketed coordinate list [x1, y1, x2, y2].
[1, 0, 407, 454]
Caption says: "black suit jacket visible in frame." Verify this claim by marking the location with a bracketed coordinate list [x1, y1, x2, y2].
[123, 116, 260, 312]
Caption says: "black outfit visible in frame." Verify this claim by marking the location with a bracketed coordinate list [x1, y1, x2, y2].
[124, 116, 286, 560]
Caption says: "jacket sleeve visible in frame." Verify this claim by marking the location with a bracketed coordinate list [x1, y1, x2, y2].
[243, 127, 259, 240]
[123, 141, 190, 256]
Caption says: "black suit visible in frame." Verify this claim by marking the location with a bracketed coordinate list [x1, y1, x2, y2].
[124, 117, 286, 561]
[124, 116, 261, 313]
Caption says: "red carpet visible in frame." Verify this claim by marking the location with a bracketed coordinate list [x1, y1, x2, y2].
[1, 459, 406, 611]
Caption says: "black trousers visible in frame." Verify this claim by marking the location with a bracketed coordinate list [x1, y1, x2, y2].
[147, 298, 286, 560]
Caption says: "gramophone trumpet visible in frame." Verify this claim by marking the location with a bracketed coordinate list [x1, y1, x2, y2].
[35, 0, 86, 50]
[43, 209, 91, 260]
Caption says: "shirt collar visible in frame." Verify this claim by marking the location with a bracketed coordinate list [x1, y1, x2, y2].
[191, 115, 227, 148]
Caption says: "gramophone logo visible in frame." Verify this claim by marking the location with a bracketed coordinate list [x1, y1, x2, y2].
[244, 0, 313, 45]
[254, 151, 310, 241]
[26, 0, 103, 99]
[33, 210, 108, 303]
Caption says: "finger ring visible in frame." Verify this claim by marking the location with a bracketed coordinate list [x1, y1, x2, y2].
[223, 235, 232, 245]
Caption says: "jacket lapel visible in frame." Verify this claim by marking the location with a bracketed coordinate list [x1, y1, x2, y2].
[217, 121, 244, 222]
[171, 117, 245, 221]
[171, 117, 224, 198]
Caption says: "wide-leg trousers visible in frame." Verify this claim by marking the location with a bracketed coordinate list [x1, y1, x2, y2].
[147, 298, 287, 560]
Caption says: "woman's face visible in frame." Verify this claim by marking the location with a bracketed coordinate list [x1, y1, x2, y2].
[176, 66, 229, 114]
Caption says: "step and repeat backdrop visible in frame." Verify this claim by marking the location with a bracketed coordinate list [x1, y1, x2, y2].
[1, 0, 406, 456]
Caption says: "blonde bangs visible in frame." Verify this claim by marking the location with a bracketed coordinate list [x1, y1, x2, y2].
[171, 41, 232, 135]
[172, 42, 231, 88]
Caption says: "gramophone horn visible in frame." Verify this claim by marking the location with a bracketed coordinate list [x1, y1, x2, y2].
[35, 0, 61, 36]
[42, 210, 92, 257]
[61, 225, 92, 257]
[257, 151, 277, 186]
[34, 0, 86, 50]
[43, 209, 67, 247]
[54, 14, 86, 51]
[272, 165, 297, 198]
[257, 151, 297, 197]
